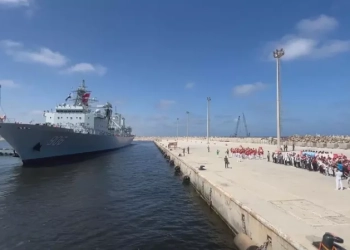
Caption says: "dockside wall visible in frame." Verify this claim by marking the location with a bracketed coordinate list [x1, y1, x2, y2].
[154, 141, 305, 250]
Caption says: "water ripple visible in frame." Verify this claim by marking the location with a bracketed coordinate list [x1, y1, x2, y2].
[0, 142, 236, 249]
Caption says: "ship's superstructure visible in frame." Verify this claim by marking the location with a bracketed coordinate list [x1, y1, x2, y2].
[43, 80, 132, 137]
[0, 80, 134, 166]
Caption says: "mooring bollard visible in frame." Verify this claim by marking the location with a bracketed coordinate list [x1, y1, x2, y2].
[182, 175, 190, 184]
[174, 166, 181, 173]
[313, 232, 344, 250]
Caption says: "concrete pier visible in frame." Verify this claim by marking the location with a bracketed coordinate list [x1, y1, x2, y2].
[155, 139, 350, 250]
[136, 136, 350, 150]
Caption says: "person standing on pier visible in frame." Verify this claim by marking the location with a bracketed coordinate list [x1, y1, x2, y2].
[267, 151, 270, 162]
[335, 168, 343, 190]
[187, 147, 189, 154]
[292, 142, 295, 151]
[224, 155, 230, 168]
[216, 149, 220, 157]
[207, 146, 210, 152]
[182, 148, 186, 156]
[337, 161, 343, 172]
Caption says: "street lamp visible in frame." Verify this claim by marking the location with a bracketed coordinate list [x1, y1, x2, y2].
[207, 97, 211, 144]
[186, 111, 189, 141]
[176, 118, 179, 141]
[273, 48, 284, 150]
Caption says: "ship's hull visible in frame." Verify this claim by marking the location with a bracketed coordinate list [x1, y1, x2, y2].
[0, 123, 134, 166]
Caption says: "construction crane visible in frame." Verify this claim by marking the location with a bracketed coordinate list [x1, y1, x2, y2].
[234, 116, 240, 137]
[233, 113, 250, 137]
[242, 113, 250, 137]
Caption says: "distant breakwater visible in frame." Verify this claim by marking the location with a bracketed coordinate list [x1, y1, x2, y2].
[134, 135, 350, 150]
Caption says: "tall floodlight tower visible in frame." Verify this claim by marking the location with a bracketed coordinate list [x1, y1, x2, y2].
[207, 97, 211, 144]
[176, 118, 179, 140]
[273, 48, 284, 150]
[186, 111, 189, 141]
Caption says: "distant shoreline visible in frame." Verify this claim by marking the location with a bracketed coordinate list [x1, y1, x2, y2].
[134, 135, 350, 145]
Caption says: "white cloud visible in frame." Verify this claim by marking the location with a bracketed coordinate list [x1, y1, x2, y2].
[266, 15, 350, 61]
[0, 40, 106, 73]
[0, 79, 20, 88]
[0, 1, 36, 18]
[0, 0, 29, 7]
[296, 15, 338, 35]
[0, 40, 22, 48]
[0, 40, 68, 67]
[233, 82, 267, 96]
[185, 82, 195, 89]
[313, 40, 350, 58]
[274, 36, 317, 61]
[64, 63, 107, 76]
[16, 48, 67, 67]
[156, 99, 175, 110]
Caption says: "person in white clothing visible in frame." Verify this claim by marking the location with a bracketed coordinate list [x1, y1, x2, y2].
[335, 169, 343, 190]
[237, 153, 242, 162]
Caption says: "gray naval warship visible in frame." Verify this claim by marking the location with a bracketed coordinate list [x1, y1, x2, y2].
[0, 80, 134, 166]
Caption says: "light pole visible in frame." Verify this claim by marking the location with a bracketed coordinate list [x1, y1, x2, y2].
[207, 97, 211, 144]
[273, 48, 284, 150]
[186, 111, 189, 141]
[176, 118, 179, 141]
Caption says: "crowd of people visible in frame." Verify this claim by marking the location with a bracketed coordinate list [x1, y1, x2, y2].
[225, 146, 264, 161]
[270, 149, 350, 190]
[219, 144, 350, 190]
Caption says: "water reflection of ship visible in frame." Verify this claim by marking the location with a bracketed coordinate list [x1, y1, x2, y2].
[0, 158, 114, 241]
[2, 149, 123, 198]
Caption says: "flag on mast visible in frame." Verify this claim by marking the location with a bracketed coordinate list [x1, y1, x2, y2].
[82, 93, 90, 105]
[65, 93, 72, 101]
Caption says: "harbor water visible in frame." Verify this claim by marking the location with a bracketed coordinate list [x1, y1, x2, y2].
[0, 141, 237, 250]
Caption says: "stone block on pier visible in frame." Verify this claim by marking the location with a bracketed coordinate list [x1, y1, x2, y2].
[306, 142, 316, 147]
[339, 143, 350, 149]
[261, 139, 268, 144]
[327, 143, 338, 149]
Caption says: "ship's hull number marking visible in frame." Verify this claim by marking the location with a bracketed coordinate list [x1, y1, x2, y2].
[47, 136, 68, 146]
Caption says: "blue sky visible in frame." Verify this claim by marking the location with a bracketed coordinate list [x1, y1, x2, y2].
[0, 0, 350, 136]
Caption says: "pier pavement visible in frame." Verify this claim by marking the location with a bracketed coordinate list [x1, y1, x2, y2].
[159, 139, 350, 250]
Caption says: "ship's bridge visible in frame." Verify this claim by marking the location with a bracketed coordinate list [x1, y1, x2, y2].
[55, 104, 85, 113]
[45, 104, 93, 127]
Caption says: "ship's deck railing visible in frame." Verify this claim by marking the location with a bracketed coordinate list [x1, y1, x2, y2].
[0, 119, 132, 136]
